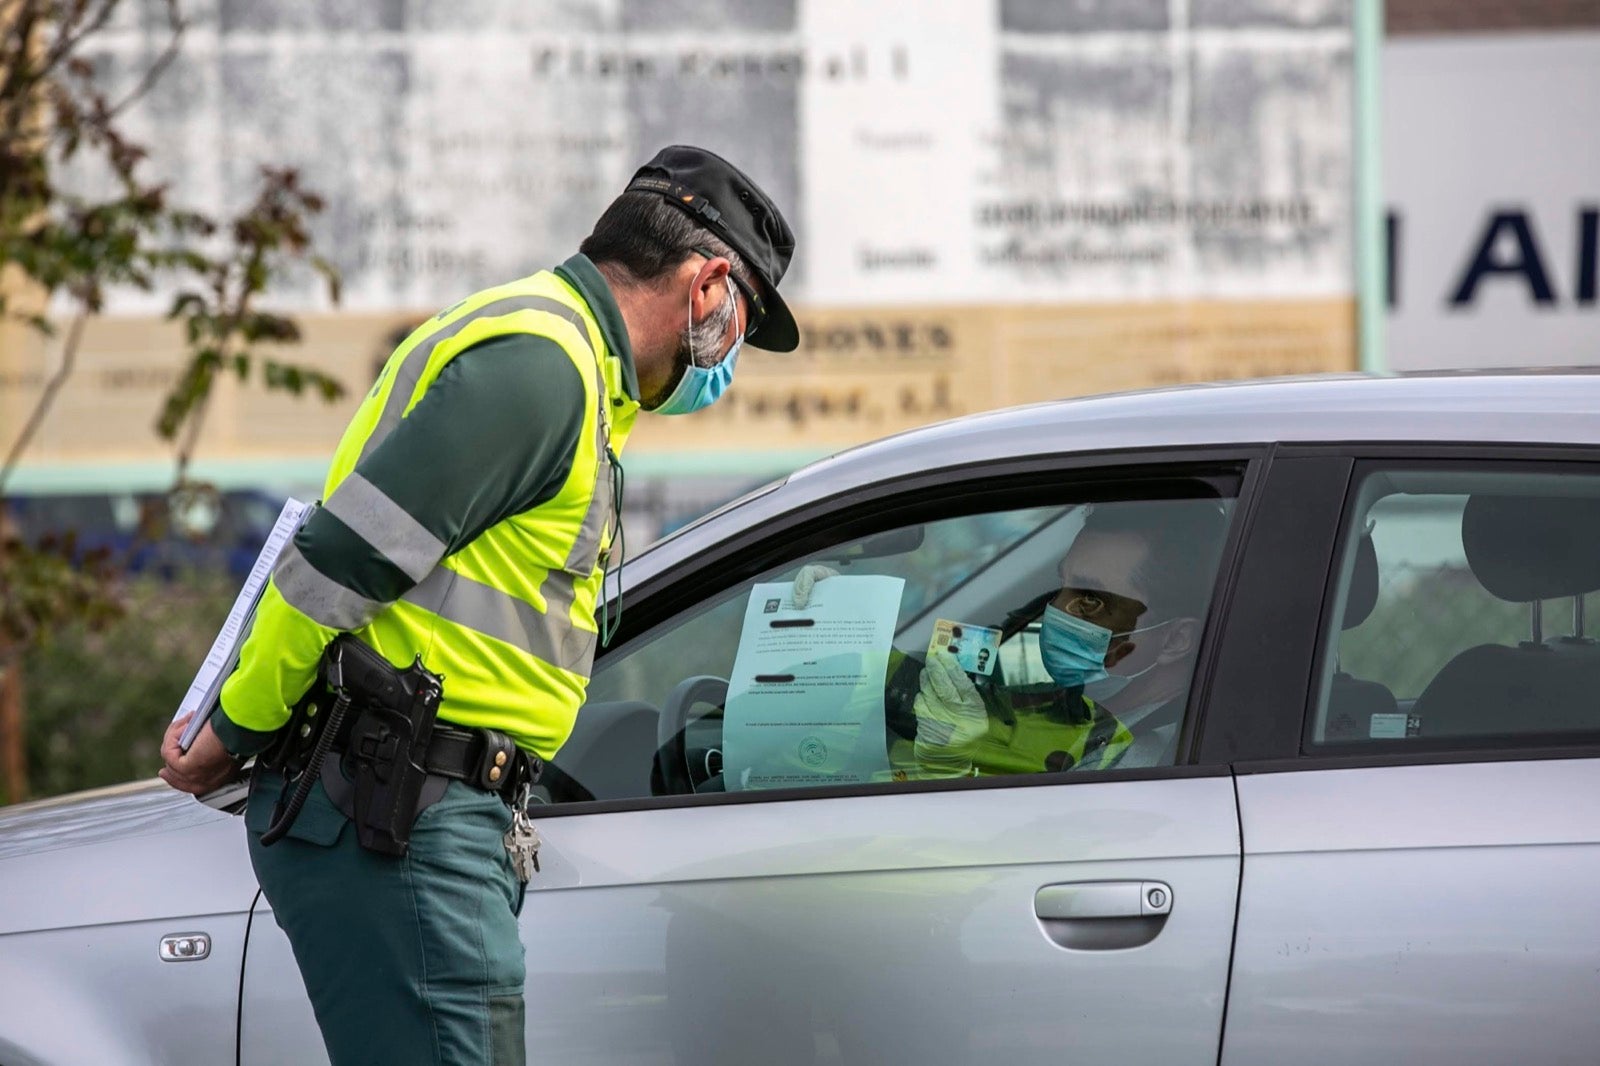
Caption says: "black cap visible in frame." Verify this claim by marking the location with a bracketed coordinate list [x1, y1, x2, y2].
[626, 145, 800, 352]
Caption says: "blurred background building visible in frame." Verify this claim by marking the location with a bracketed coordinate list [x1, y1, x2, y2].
[5, 0, 1367, 543]
[3, 2, 1596, 543]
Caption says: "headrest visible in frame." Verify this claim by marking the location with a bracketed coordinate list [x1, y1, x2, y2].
[1342, 533, 1379, 629]
[1462, 494, 1600, 602]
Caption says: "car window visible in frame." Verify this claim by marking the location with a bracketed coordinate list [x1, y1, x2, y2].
[1310, 466, 1600, 748]
[549, 473, 1240, 804]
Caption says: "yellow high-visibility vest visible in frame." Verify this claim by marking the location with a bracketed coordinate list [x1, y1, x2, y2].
[228, 269, 638, 758]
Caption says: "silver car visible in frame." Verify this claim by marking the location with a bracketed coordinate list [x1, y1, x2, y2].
[3, 372, 1599, 1065]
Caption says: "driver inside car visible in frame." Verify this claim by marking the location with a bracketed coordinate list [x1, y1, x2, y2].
[793, 499, 1226, 778]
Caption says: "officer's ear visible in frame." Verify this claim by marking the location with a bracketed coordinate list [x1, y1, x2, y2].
[683, 254, 733, 320]
[1105, 639, 1138, 669]
[1156, 617, 1202, 663]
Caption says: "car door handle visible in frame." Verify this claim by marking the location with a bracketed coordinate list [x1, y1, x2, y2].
[1034, 881, 1172, 950]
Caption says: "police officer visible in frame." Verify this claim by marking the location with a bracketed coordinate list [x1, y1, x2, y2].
[158, 145, 800, 1066]
[903, 499, 1226, 775]
[790, 499, 1224, 778]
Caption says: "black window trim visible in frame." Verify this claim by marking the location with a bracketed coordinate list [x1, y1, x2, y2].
[1236, 743, 1600, 777]
[534, 445, 1267, 819]
[1288, 445, 1600, 770]
[1195, 453, 1355, 766]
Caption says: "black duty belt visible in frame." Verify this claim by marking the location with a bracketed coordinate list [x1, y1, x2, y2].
[318, 711, 540, 802]
[415, 722, 541, 800]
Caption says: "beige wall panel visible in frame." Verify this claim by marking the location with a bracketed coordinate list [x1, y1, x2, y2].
[7, 299, 1353, 471]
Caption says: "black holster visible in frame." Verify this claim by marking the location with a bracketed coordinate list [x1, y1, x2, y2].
[258, 635, 443, 857]
[344, 649, 442, 856]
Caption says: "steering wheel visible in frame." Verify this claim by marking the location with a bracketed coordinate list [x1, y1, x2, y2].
[656, 675, 728, 796]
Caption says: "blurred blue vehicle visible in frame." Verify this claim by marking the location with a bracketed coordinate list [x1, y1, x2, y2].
[4, 487, 291, 578]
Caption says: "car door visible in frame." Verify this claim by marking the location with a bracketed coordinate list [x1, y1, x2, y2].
[513, 453, 1259, 1066]
[1219, 450, 1600, 1065]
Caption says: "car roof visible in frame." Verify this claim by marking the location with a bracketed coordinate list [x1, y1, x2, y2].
[624, 371, 1600, 586]
[790, 371, 1600, 487]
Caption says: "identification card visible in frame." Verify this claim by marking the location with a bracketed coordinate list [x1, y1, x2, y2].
[928, 619, 1002, 677]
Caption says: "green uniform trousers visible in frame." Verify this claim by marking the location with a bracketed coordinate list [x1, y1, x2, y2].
[246, 769, 527, 1066]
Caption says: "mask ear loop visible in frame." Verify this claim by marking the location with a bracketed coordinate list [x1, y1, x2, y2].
[599, 447, 625, 647]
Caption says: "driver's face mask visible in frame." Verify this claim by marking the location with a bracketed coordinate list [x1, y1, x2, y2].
[1039, 605, 1171, 692]
[1039, 604, 1113, 690]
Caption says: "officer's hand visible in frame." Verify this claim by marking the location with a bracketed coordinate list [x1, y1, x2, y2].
[912, 651, 989, 777]
[159, 715, 243, 796]
[791, 563, 840, 609]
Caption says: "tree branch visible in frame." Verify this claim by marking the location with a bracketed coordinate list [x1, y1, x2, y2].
[105, 0, 185, 119]
[37, 0, 118, 85]
[0, 309, 87, 498]
[172, 245, 261, 485]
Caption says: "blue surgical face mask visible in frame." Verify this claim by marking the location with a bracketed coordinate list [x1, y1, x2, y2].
[1041, 606, 1172, 692]
[1039, 604, 1113, 689]
[1083, 658, 1157, 702]
[653, 282, 744, 416]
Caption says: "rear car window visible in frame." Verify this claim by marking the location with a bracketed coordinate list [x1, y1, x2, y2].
[1310, 466, 1600, 749]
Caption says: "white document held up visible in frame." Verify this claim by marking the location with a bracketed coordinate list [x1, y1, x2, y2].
[173, 497, 314, 751]
[722, 574, 905, 789]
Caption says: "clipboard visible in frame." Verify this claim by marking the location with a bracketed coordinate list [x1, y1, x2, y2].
[172, 497, 315, 752]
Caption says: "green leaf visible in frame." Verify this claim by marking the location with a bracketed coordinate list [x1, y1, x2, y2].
[166, 291, 206, 320]
[239, 311, 299, 344]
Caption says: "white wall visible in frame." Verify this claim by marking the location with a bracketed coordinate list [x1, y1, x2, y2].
[1385, 32, 1600, 370]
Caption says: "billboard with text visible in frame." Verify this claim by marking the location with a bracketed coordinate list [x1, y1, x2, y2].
[4, 0, 1355, 470]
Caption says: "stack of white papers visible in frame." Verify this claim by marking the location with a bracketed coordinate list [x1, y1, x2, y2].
[173, 497, 314, 752]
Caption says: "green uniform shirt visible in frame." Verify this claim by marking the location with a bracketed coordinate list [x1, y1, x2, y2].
[883, 654, 1133, 778]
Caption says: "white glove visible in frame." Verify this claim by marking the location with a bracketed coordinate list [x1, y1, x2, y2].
[912, 650, 989, 777]
[791, 563, 840, 609]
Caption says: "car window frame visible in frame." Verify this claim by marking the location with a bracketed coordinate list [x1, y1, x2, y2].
[1307, 451, 1600, 761]
[1228, 444, 1600, 776]
[535, 446, 1267, 818]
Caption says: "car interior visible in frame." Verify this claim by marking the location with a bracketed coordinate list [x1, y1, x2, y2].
[1322, 532, 1400, 740]
[1414, 493, 1600, 737]
[1315, 470, 1600, 747]
[537, 504, 1084, 804]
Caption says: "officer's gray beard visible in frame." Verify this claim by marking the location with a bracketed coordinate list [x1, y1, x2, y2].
[685, 287, 737, 369]
[645, 288, 738, 408]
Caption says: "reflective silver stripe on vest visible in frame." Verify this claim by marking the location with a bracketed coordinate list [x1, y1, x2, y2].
[527, 368, 615, 672]
[530, 456, 612, 672]
[385, 289, 611, 673]
[359, 294, 597, 463]
[275, 542, 386, 630]
[323, 472, 446, 583]
[395, 341, 614, 673]
[401, 565, 597, 671]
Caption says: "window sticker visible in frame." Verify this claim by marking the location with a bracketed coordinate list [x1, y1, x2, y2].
[1369, 712, 1421, 739]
